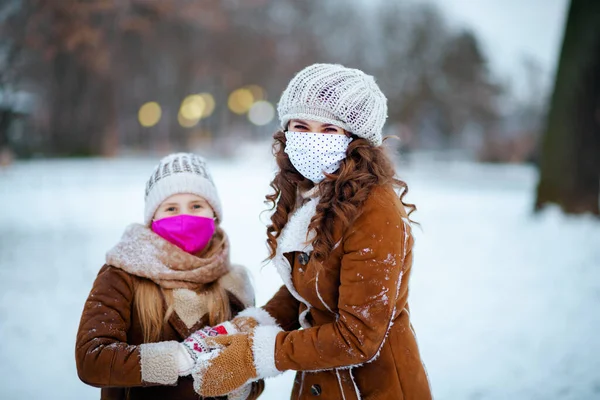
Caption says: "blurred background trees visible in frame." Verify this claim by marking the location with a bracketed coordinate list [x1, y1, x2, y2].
[0, 0, 546, 161]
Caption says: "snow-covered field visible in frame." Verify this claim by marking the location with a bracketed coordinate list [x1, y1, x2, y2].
[1, 145, 599, 400]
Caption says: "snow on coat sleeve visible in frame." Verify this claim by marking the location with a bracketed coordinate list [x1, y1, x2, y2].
[273, 186, 411, 371]
[75, 265, 180, 387]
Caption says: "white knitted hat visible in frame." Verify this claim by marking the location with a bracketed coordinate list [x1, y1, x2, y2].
[278, 63, 388, 146]
[143, 153, 222, 225]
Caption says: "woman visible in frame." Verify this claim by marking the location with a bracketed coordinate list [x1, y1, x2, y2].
[191, 64, 432, 400]
[75, 153, 263, 400]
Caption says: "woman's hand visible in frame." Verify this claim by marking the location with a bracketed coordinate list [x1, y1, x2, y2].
[191, 325, 283, 397]
[179, 327, 257, 399]
[180, 307, 280, 397]
[181, 306, 279, 374]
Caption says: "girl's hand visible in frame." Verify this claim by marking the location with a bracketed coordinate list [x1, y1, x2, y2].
[176, 343, 196, 375]
[179, 321, 238, 375]
[181, 326, 258, 399]
[181, 307, 279, 379]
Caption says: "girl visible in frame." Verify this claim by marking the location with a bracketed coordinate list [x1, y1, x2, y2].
[187, 64, 432, 400]
[75, 153, 264, 400]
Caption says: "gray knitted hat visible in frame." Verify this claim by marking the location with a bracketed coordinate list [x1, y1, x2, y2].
[144, 153, 222, 224]
[277, 63, 388, 146]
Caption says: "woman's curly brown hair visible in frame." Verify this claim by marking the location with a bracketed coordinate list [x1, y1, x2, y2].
[265, 130, 416, 261]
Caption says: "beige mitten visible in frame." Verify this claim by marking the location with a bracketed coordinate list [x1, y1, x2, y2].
[192, 325, 282, 397]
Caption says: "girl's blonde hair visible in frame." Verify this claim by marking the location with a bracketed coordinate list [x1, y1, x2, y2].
[134, 226, 232, 343]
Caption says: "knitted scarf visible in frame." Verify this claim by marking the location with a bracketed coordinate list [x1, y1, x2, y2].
[106, 223, 230, 290]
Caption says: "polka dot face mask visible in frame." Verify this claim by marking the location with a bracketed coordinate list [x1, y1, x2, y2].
[284, 131, 353, 183]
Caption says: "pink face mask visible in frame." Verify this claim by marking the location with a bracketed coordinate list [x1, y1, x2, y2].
[151, 215, 215, 254]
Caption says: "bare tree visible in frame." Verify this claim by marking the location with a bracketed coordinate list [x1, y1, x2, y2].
[535, 0, 600, 215]
[1, 0, 507, 157]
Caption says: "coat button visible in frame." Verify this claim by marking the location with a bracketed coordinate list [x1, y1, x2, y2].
[310, 384, 322, 396]
[298, 252, 310, 266]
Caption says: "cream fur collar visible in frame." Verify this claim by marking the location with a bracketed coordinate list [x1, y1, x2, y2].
[273, 196, 320, 328]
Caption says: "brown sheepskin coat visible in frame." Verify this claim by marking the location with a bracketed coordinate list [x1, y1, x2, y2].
[262, 184, 432, 399]
[75, 263, 264, 400]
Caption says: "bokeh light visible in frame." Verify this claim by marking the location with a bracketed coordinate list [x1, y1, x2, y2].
[199, 93, 215, 118]
[180, 95, 206, 120]
[245, 84, 266, 101]
[248, 100, 275, 126]
[138, 102, 161, 127]
[178, 112, 200, 128]
[228, 88, 254, 115]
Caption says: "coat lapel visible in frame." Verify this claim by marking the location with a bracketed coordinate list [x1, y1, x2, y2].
[273, 197, 320, 328]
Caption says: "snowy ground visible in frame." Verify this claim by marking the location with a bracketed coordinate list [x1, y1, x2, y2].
[1, 145, 599, 400]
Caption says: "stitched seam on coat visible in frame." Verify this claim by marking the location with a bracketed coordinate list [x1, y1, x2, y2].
[298, 371, 306, 398]
[335, 369, 348, 400]
[315, 270, 335, 315]
[349, 368, 362, 400]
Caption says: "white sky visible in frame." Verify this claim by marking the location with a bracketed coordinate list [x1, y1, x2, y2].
[425, 0, 569, 82]
[362, 0, 570, 99]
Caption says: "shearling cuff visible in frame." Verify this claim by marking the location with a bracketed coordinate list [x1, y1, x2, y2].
[251, 325, 283, 378]
[228, 383, 253, 400]
[139, 341, 181, 385]
[237, 307, 279, 327]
